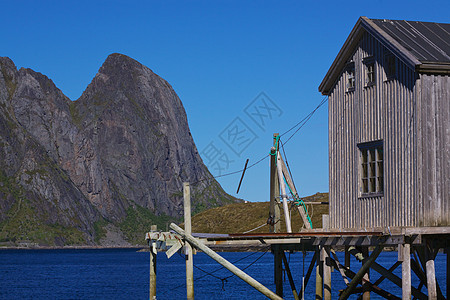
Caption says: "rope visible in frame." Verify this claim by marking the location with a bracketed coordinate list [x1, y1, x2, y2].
[189, 96, 327, 186]
[242, 222, 268, 234]
[280, 96, 328, 145]
[284, 176, 313, 229]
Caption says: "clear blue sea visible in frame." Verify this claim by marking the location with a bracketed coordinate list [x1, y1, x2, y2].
[0, 248, 446, 299]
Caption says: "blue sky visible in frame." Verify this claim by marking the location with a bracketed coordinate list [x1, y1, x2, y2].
[2, 0, 449, 202]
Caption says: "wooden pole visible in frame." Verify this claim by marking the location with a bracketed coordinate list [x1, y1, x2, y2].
[149, 225, 157, 300]
[269, 134, 280, 233]
[400, 244, 412, 300]
[425, 246, 437, 300]
[183, 182, 194, 300]
[316, 248, 323, 300]
[273, 245, 283, 297]
[339, 244, 384, 300]
[323, 247, 332, 300]
[277, 151, 292, 233]
[170, 223, 283, 300]
[345, 246, 350, 269]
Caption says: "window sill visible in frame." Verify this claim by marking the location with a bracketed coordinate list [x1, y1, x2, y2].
[364, 82, 376, 88]
[359, 192, 384, 199]
[346, 87, 355, 93]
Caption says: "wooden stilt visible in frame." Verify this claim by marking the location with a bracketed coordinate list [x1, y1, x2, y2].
[323, 247, 332, 300]
[274, 245, 283, 297]
[415, 246, 444, 299]
[281, 252, 300, 300]
[425, 246, 437, 300]
[316, 248, 323, 300]
[149, 225, 157, 300]
[183, 182, 194, 300]
[344, 246, 350, 269]
[400, 244, 412, 300]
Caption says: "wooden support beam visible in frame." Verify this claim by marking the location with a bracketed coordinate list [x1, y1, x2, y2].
[281, 251, 300, 300]
[300, 251, 318, 298]
[373, 261, 402, 286]
[170, 223, 283, 300]
[273, 245, 283, 297]
[349, 247, 428, 300]
[341, 265, 401, 299]
[183, 182, 194, 300]
[323, 247, 332, 300]
[316, 248, 323, 300]
[339, 244, 384, 300]
[328, 248, 349, 285]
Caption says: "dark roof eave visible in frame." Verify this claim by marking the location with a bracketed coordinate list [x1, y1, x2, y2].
[319, 16, 424, 95]
[417, 62, 450, 74]
[318, 17, 365, 95]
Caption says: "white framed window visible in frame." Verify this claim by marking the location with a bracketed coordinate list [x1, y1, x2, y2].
[358, 140, 383, 196]
[363, 57, 375, 87]
[346, 62, 355, 92]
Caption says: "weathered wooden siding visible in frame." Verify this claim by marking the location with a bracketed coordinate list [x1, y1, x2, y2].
[328, 32, 418, 229]
[418, 74, 450, 226]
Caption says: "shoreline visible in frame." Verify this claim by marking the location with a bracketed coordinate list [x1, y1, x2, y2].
[0, 245, 147, 250]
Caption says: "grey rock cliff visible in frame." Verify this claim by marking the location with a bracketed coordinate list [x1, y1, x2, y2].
[0, 54, 238, 246]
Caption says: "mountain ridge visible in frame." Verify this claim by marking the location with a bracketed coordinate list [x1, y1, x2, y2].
[0, 54, 239, 246]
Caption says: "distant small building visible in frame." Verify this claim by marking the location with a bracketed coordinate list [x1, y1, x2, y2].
[319, 17, 449, 230]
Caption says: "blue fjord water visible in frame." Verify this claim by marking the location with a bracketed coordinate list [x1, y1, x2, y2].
[0, 248, 447, 299]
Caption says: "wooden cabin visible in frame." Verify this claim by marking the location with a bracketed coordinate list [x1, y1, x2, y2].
[319, 17, 449, 230]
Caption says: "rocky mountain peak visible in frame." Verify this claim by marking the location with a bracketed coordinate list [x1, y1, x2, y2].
[0, 54, 239, 246]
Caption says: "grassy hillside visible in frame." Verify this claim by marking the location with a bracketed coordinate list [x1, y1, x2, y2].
[189, 192, 328, 234]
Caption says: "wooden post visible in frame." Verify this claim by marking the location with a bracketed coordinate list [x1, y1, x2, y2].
[183, 182, 194, 300]
[149, 225, 157, 300]
[269, 134, 281, 233]
[170, 223, 283, 300]
[345, 246, 351, 269]
[399, 244, 411, 300]
[425, 246, 437, 300]
[323, 247, 332, 300]
[316, 248, 323, 300]
[273, 245, 283, 297]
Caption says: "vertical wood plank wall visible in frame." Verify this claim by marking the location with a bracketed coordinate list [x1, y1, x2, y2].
[328, 32, 418, 229]
[418, 74, 450, 226]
